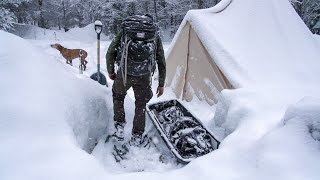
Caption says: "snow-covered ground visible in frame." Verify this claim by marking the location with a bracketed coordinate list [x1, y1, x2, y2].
[1, 3, 320, 179]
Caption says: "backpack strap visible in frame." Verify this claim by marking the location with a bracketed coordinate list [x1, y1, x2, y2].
[151, 30, 158, 77]
[120, 35, 132, 86]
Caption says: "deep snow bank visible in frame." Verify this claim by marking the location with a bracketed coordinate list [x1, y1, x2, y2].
[204, 88, 320, 180]
[212, 84, 320, 145]
[283, 97, 320, 141]
[0, 30, 112, 179]
[250, 97, 320, 180]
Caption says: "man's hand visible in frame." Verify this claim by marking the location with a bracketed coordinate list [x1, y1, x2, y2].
[109, 73, 116, 80]
[156, 86, 164, 97]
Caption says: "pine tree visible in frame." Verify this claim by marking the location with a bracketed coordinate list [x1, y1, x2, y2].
[290, 0, 320, 33]
[0, 7, 17, 31]
[1, 0, 221, 36]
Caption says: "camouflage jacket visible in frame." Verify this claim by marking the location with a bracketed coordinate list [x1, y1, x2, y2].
[106, 31, 166, 87]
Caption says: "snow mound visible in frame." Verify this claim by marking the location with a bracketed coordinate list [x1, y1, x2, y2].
[250, 97, 320, 180]
[203, 88, 320, 180]
[66, 23, 108, 42]
[283, 97, 320, 141]
[9, 23, 108, 42]
[0, 30, 112, 179]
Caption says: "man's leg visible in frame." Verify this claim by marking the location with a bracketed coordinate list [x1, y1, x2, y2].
[112, 73, 131, 130]
[131, 74, 153, 136]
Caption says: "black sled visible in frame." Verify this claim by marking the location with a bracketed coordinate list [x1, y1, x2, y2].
[146, 99, 220, 164]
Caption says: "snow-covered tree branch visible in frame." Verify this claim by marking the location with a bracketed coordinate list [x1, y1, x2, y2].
[0, 7, 17, 31]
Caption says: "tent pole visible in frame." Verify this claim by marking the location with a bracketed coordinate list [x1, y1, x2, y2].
[182, 24, 192, 101]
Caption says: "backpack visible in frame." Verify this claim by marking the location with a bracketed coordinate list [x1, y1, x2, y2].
[117, 15, 157, 85]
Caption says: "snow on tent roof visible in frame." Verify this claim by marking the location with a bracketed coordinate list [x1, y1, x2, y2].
[166, 0, 320, 105]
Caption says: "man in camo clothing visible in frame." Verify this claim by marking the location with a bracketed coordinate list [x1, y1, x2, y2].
[106, 20, 166, 146]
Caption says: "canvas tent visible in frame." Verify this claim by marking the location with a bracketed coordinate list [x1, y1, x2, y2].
[166, 0, 320, 105]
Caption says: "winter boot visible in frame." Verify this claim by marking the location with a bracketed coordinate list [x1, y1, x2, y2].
[105, 123, 125, 143]
[129, 134, 151, 148]
[113, 123, 125, 141]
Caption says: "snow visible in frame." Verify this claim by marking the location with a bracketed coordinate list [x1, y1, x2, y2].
[314, 34, 320, 46]
[1, 0, 320, 179]
[95, 20, 103, 26]
[0, 30, 111, 180]
[209, 0, 233, 13]
[9, 23, 108, 42]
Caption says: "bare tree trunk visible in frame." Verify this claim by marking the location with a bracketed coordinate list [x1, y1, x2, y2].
[153, 0, 158, 23]
[58, 18, 61, 30]
[38, 0, 45, 28]
[62, 0, 68, 31]
[143, 1, 149, 14]
[296, 0, 303, 17]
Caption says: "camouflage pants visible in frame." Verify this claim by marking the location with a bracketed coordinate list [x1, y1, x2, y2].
[112, 72, 153, 136]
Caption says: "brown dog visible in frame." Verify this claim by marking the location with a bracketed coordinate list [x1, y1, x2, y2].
[51, 43, 88, 70]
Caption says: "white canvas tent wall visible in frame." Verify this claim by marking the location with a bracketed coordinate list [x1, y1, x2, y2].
[166, 0, 320, 105]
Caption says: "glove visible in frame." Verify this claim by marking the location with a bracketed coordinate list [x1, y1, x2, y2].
[109, 73, 116, 80]
[156, 86, 164, 97]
